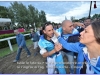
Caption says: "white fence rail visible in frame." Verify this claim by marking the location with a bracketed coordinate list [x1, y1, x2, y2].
[0, 34, 30, 51]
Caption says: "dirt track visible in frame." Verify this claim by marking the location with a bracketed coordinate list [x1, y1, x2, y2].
[0, 44, 76, 74]
[0, 45, 47, 74]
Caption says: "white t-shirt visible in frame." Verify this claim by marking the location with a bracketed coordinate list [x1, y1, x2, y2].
[83, 47, 100, 74]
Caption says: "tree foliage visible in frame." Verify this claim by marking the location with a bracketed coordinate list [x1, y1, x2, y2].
[0, 1, 100, 29]
[0, 1, 47, 30]
[0, 6, 9, 18]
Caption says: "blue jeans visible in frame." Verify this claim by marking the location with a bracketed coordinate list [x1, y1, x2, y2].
[16, 45, 31, 60]
[61, 51, 74, 74]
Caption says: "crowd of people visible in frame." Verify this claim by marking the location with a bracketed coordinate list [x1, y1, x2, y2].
[13, 18, 100, 74]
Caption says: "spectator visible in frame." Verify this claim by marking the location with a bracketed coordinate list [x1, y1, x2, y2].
[13, 29, 31, 63]
[56, 20, 79, 74]
[84, 18, 91, 28]
[30, 28, 39, 56]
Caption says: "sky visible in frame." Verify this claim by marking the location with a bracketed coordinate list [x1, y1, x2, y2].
[0, 1, 100, 23]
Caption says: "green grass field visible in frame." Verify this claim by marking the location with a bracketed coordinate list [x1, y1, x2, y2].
[0, 39, 33, 58]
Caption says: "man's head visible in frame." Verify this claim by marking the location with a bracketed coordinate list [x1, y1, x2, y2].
[14, 29, 20, 35]
[42, 22, 54, 39]
[30, 28, 34, 33]
[62, 20, 74, 34]
[84, 18, 91, 27]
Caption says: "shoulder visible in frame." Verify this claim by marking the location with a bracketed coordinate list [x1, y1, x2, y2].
[38, 35, 45, 44]
[38, 36, 47, 48]
[20, 33, 24, 36]
[19, 34, 24, 38]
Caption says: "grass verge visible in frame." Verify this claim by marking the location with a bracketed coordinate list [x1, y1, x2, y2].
[0, 39, 32, 58]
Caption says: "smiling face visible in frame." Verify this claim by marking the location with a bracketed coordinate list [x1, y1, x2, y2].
[80, 25, 96, 45]
[43, 24, 54, 39]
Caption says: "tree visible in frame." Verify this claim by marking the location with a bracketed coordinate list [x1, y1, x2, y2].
[0, 1, 47, 30]
[0, 6, 9, 18]
[10, 1, 30, 29]
[79, 17, 87, 22]
[91, 14, 100, 20]
[8, 6, 15, 24]
[39, 10, 47, 26]
[28, 5, 36, 28]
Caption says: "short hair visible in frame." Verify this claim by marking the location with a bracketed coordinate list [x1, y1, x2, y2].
[91, 20, 100, 44]
[84, 18, 91, 22]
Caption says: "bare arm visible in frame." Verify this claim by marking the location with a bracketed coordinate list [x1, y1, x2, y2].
[42, 43, 62, 58]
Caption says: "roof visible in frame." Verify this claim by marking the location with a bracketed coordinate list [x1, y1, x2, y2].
[0, 18, 11, 23]
[0, 18, 11, 26]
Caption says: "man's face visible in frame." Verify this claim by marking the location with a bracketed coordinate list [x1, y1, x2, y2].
[62, 21, 74, 34]
[84, 19, 91, 27]
[14, 30, 19, 35]
[43, 25, 54, 38]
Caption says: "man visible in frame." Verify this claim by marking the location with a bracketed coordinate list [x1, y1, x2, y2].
[56, 20, 79, 74]
[30, 28, 39, 56]
[73, 22, 85, 33]
[84, 18, 91, 28]
[13, 29, 31, 63]
[38, 22, 66, 74]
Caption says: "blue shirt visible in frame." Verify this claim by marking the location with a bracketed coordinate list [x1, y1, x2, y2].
[56, 27, 79, 40]
[16, 33, 26, 47]
[38, 35, 57, 58]
[30, 32, 39, 42]
[57, 36, 100, 74]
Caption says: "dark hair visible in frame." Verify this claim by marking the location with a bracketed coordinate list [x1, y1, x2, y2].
[42, 22, 53, 39]
[84, 18, 91, 21]
[42, 22, 52, 30]
[91, 20, 100, 44]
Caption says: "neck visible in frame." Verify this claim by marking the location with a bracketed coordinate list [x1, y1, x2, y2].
[44, 35, 51, 40]
[17, 33, 20, 35]
[62, 30, 68, 34]
[46, 36, 51, 40]
[86, 43, 100, 59]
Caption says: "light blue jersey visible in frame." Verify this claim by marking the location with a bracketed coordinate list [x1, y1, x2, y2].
[38, 35, 66, 74]
[57, 36, 100, 74]
[56, 27, 79, 39]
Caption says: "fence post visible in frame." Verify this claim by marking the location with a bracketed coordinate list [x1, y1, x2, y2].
[7, 39, 13, 51]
